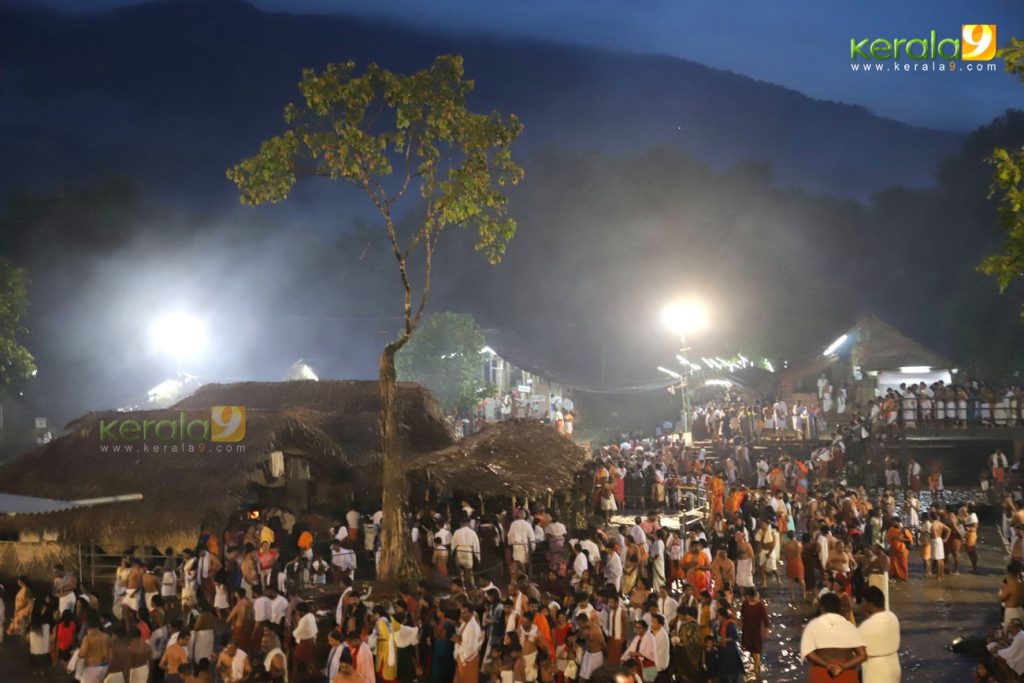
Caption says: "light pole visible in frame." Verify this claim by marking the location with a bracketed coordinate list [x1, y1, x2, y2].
[660, 300, 709, 442]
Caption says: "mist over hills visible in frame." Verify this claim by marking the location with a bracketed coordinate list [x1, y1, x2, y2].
[1, 0, 961, 200]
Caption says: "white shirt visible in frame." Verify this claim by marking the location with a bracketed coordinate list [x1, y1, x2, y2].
[651, 628, 671, 671]
[451, 527, 481, 560]
[269, 595, 289, 625]
[657, 596, 679, 623]
[816, 534, 830, 571]
[457, 618, 482, 663]
[581, 539, 601, 562]
[629, 525, 648, 548]
[253, 596, 271, 623]
[650, 539, 665, 563]
[999, 630, 1024, 676]
[346, 510, 361, 529]
[624, 631, 656, 664]
[858, 609, 900, 658]
[800, 613, 865, 660]
[546, 522, 567, 539]
[332, 547, 357, 571]
[573, 551, 589, 580]
[292, 612, 318, 641]
[604, 551, 623, 589]
[508, 519, 535, 550]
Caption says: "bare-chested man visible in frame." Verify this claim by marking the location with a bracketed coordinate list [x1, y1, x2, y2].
[1000, 561, 1024, 628]
[79, 618, 113, 683]
[127, 626, 153, 682]
[106, 626, 131, 683]
[217, 640, 252, 683]
[575, 613, 605, 681]
[142, 566, 160, 611]
[710, 549, 735, 591]
[227, 587, 254, 651]
[160, 630, 190, 683]
[930, 511, 952, 581]
[782, 531, 805, 600]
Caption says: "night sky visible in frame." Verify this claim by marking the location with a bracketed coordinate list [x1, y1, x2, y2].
[38, 0, 1024, 130]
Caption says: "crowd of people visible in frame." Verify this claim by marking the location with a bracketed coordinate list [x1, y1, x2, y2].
[2, 417, 1019, 683]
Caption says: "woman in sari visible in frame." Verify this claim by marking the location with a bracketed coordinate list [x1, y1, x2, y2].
[669, 607, 703, 682]
[7, 576, 33, 637]
[885, 519, 913, 582]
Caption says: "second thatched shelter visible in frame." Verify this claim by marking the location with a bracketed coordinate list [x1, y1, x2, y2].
[404, 420, 590, 502]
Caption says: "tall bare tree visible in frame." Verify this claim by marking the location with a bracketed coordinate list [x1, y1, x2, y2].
[228, 55, 523, 579]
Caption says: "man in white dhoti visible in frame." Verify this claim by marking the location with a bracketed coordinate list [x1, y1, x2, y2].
[576, 614, 605, 681]
[773, 399, 787, 431]
[452, 517, 481, 588]
[865, 547, 889, 611]
[508, 511, 535, 567]
[858, 587, 900, 683]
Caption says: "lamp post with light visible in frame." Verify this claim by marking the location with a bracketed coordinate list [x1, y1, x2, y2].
[660, 300, 709, 441]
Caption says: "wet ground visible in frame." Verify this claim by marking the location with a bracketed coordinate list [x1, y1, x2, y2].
[745, 525, 1002, 682]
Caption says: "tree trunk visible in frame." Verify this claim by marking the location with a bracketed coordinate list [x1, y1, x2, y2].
[376, 343, 420, 581]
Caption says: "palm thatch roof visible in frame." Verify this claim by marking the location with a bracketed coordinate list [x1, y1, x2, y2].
[405, 420, 589, 499]
[0, 380, 456, 548]
[172, 380, 456, 462]
[844, 313, 953, 371]
[0, 409, 347, 547]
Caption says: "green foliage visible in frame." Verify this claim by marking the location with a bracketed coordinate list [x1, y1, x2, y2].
[227, 55, 523, 266]
[979, 39, 1024, 316]
[0, 258, 35, 386]
[1002, 38, 1024, 84]
[396, 311, 485, 413]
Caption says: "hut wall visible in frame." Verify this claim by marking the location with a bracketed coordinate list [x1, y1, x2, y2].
[0, 541, 80, 583]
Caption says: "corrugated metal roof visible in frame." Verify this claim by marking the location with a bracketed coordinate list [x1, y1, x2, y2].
[0, 492, 87, 516]
[0, 493, 144, 516]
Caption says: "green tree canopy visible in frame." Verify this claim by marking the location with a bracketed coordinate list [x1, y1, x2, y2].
[0, 258, 35, 386]
[979, 37, 1024, 315]
[397, 311, 485, 413]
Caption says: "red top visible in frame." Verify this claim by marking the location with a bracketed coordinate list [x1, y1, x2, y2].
[57, 622, 77, 651]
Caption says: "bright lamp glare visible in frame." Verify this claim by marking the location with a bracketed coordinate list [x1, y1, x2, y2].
[149, 313, 208, 358]
[822, 334, 848, 357]
[661, 301, 709, 337]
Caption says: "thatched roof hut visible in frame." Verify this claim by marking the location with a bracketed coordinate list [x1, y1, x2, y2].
[404, 420, 589, 500]
[172, 380, 456, 461]
[0, 409, 347, 551]
[0, 380, 456, 554]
